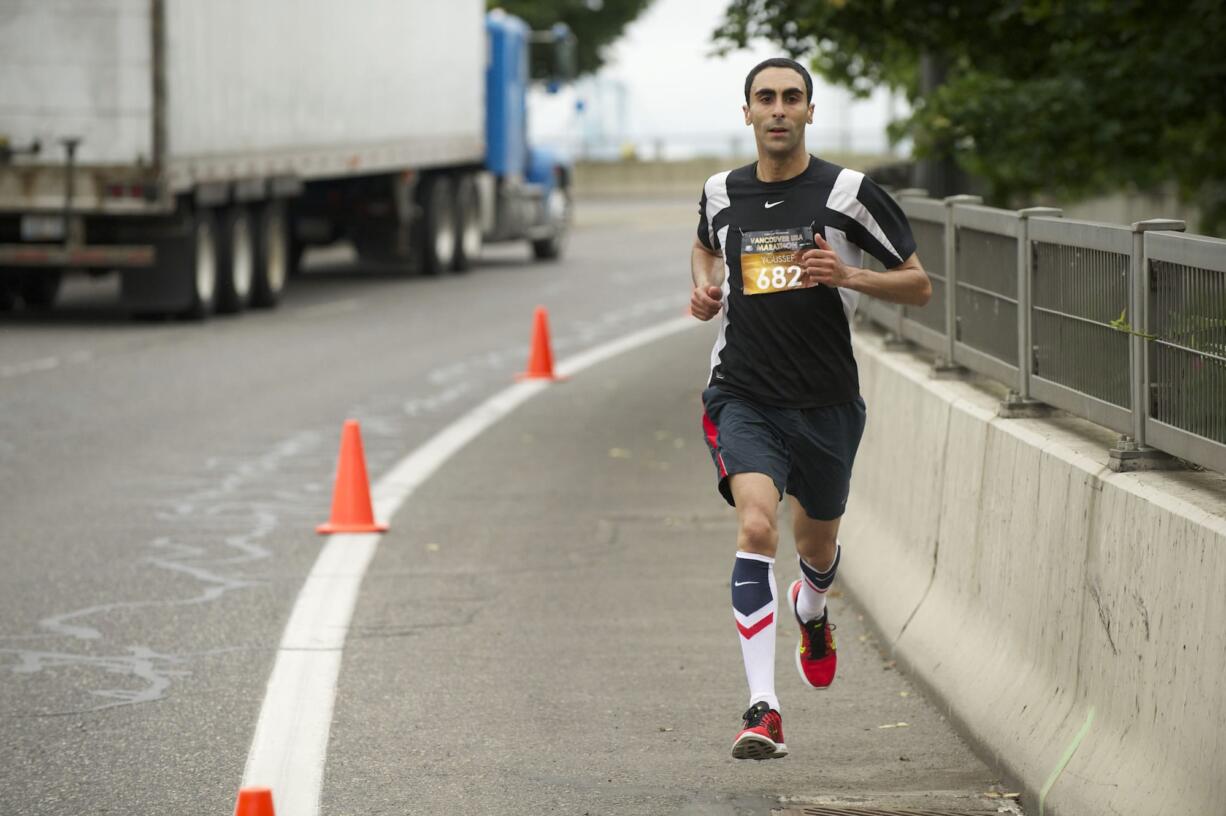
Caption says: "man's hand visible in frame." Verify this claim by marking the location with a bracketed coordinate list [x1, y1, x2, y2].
[795, 233, 855, 288]
[690, 284, 723, 321]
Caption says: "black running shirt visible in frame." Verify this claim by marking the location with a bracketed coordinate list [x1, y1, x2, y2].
[696, 156, 916, 408]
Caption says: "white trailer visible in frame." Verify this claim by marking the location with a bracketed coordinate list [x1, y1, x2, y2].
[0, 0, 502, 315]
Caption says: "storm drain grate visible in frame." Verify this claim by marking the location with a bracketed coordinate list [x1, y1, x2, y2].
[797, 809, 996, 816]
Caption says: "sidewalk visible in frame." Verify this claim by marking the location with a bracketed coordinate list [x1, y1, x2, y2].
[322, 324, 1017, 815]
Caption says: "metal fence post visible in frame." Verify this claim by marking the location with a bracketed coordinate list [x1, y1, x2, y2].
[934, 194, 982, 376]
[999, 207, 1063, 417]
[1108, 218, 1186, 471]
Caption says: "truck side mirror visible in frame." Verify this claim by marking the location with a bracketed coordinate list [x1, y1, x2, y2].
[530, 23, 576, 90]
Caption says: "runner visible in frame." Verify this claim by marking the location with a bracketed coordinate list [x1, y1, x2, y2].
[690, 57, 932, 761]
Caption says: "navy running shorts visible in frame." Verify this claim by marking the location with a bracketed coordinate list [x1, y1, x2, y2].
[700, 386, 867, 521]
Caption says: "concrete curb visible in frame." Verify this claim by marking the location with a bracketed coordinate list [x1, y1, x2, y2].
[841, 327, 1226, 816]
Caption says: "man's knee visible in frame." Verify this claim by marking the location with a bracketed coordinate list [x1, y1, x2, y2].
[738, 507, 778, 554]
[795, 527, 837, 553]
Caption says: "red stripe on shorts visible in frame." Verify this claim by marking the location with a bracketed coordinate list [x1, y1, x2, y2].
[702, 410, 728, 478]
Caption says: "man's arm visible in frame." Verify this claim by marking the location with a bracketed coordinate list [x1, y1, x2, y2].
[690, 238, 726, 321]
[796, 235, 931, 306]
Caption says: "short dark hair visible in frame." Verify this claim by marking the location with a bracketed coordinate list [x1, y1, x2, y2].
[744, 57, 813, 104]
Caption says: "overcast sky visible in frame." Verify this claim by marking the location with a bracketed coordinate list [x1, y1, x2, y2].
[530, 0, 901, 159]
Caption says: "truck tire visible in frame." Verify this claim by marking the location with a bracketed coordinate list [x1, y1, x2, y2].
[452, 174, 482, 272]
[531, 185, 571, 261]
[18, 270, 62, 310]
[418, 174, 456, 275]
[251, 200, 288, 308]
[120, 205, 218, 318]
[181, 208, 219, 319]
[215, 206, 255, 314]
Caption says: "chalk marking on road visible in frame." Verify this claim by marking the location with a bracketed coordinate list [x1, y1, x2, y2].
[241, 314, 698, 816]
[0, 350, 94, 379]
[0, 355, 61, 378]
[1038, 705, 1095, 816]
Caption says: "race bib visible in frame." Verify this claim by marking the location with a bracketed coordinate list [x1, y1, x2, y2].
[740, 227, 817, 296]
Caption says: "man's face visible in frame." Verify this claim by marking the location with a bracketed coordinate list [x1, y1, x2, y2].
[743, 67, 814, 159]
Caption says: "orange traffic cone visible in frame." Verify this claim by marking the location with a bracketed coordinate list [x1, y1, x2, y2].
[234, 787, 275, 816]
[316, 420, 388, 534]
[517, 306, 564, 381]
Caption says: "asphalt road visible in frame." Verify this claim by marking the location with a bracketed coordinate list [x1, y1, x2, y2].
[0, 199, 1016, 815]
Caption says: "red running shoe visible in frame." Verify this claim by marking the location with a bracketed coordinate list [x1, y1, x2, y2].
[787, 579, 838, 689]
[731, 701, 788, 760]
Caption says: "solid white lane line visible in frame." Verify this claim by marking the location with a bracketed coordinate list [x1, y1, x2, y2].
[241, 315, 698, 816]
[240, 534, 377, 816]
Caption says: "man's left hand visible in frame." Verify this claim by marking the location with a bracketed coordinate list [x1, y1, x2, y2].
[795, 233, 854, 288]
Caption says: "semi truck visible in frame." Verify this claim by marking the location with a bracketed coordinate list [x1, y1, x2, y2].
[0, 0, 574, 317]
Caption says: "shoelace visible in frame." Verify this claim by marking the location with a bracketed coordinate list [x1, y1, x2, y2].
[741, 702, 770, 727]
[802, 618, 836, 659]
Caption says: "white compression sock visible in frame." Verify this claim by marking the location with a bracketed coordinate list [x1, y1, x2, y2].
[796, 543, 841, 622]
[732, 552, 779, 711]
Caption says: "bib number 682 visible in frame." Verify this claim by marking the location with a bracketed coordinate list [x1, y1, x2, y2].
[756, 265, 804, 291]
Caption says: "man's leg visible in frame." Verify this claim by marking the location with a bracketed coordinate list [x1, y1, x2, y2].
[784, 497, 842, 689]
[729, 473, 781, 710]
[791, 497, 840, 622]
[728, 473, 788, 759]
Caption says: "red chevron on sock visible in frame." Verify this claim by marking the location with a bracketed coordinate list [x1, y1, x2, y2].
[736, 612, 774, 640]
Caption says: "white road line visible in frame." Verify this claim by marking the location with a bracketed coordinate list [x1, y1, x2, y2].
[240, 315, 698, 815]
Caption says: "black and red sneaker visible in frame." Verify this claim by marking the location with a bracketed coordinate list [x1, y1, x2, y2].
[731, 701, 788, 760]
[787, 579, 838, 689]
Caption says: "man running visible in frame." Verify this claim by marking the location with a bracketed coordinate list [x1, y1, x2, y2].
[691, 57, 931, 760]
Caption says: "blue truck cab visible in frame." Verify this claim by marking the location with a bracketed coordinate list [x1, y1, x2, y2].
[482, 10, 572, 260]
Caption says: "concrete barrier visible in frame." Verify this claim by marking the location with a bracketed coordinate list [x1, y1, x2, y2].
[842, 325, 1226, 816]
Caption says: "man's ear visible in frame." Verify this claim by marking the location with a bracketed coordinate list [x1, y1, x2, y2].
[743, 104, 751, 125]
[807, 104, 814, 124]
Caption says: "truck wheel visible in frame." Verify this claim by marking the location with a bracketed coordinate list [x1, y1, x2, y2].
[18, 270, 63, 310]
[419, 175, 456, 275]
[531, 186, 571, 261]
[216, 206, 255, 314]
[181, 209, 219, 319]
[452, 175, 482, 272]
[252, 200, 288, 308]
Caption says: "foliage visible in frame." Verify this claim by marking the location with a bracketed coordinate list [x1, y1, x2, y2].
[493, 0, 655, 76]
[713, 0, 1226, 233]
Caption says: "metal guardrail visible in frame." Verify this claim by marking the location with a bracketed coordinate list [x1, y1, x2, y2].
[898, 196, 948, 353]
[1144, 232, 1226, 466]
[952, 203, 1021, 384]
[858, 192, 1226, 474]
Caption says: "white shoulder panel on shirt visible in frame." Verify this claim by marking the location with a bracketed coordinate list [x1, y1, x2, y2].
[826, 168, 902, 265]
[704, 171, 732, 252]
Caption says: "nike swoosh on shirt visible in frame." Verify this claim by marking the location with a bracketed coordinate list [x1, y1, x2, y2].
[764, 200, 784, 208]
[733, 580, 759, 586]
